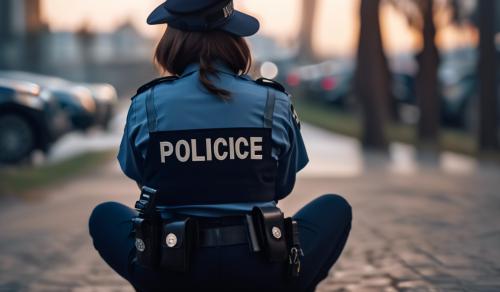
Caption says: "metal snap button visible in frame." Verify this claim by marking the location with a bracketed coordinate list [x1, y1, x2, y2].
[166, 233, 178, 247]
[271, 226, 282, 239]
[135, 238, 146, 252]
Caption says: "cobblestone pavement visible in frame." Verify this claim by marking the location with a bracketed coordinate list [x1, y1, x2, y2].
[289, 163, 500, 292]
[1, 126, 500, 291]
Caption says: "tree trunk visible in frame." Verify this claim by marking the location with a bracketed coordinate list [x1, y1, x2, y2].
[23, 0, 44, 72]
[0, 0, 13, 69]
[477, 0, 499, 151]
[415, 0, 440, 147]
[298, 0, 317, 62]
[354, 0, 390, 151]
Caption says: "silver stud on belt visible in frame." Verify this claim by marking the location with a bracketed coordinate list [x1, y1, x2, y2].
[135, 238, 146, 252]
[271, 226, 282, 239]
[166, 233, 178, 247]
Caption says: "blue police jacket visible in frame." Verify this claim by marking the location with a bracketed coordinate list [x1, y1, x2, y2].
[118, 62, 308, 217]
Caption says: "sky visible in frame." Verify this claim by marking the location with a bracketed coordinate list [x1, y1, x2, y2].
[40, 0, 477, 57]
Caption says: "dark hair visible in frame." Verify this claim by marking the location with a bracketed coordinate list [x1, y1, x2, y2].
[154, 27, 252, 100]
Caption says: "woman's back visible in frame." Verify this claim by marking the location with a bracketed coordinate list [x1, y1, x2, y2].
[89, 1, 352, 291]
[128, 63, 292, 159]
[119, 62, 307, 217]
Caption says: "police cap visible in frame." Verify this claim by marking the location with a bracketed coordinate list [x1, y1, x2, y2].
[147, 0, 260, 37]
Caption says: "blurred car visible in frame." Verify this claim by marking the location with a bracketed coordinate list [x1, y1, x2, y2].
[391, 73, 419, 124]
[392, 74, 477, 127]
[83, 83, 118, 129]
[392, 70, 477, 128]
[391, 48, 484, 128]
[284, 60, 354, 106]
[0, 71, 117, 130]
[439, 70, 477, 127]
[0, 78, 70, 164]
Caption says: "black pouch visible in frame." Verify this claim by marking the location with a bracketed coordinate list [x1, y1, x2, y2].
[252, 207, 288, 262]
[132, 217, 160, 269]
[160, 217, 197, 272]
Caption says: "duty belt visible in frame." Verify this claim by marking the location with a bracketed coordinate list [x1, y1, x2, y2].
[199, 224, 248, 247]
[132, 186, 303, 277]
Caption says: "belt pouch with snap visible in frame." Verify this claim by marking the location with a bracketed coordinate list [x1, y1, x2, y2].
[160, 217, 196, 272]
[252, 207, 288, 262]
[132, 217, 160, 269]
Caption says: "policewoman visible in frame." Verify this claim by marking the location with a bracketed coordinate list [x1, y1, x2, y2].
[88, 0, 352, 291]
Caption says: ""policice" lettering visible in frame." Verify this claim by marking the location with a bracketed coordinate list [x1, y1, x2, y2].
[160, 136, 263, 163]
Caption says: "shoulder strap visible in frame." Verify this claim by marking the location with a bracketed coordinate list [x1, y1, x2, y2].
[255, 77, 287, 94]
[133, 76, 179, 98]
[145, 88, 157, 132]
[264, 88, 276, 129]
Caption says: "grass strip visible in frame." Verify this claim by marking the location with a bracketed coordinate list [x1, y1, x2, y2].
[295, 99, 489, 158]
[0, 150, 115, 196]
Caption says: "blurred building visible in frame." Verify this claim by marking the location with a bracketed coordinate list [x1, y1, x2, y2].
[0, 1, 156, 90]
[0, 0, 46, 70]
[0, 0, 44, 36]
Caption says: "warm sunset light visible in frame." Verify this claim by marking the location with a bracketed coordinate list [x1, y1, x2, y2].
[40, 0, 475, 57]
[2, 1, 499, 291]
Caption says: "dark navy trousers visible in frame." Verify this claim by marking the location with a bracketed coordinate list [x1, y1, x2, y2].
[88, 194, 352, 292]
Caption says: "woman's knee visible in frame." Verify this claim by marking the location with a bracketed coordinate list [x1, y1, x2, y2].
[88, 201, 127, 238]
[296, 194, 352, 226]
[316, 194, 352, 221]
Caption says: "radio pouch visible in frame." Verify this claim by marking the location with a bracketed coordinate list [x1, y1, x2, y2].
[160, 217, 197, 272]
[133, 217, 160, 269]
[251, 206, 288, 262]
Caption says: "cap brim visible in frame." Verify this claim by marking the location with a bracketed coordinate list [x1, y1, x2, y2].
[147, 3, 170, 25]
[219, 11, 260, 37]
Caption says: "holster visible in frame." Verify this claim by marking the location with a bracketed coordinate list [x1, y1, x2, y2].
[160, 217, 198, 272]
[132, 216, 161, 269]
[251, 207, 288, 262]
[133, 215, 197, 272]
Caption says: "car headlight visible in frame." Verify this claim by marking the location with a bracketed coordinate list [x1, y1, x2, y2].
[95, 85, 118, 103]
[15, 93, 45, 110]
[78, 93, 96, 112]
[73, 87, 96, 112]
[38, 89, 53, 102]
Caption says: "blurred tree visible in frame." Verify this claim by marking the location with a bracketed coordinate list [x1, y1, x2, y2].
[298, 0, 318, 62]
[387, 0, 440, 148]
[77, 21, 95, 80]
[415, 0, 440, 147]
[0, 1, 13, 69]
[477, 0, 498, 150]
[354, 0, 390, 151]
[0, 0, 45, 71]
[24, 0, 45, 72]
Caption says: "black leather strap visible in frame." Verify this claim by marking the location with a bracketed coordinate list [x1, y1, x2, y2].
[264, 88, 276, 129]
[199, 225, 248, 247]
[145, 88, 157, 132]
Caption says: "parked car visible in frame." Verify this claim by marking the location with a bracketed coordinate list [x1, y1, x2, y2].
[0, 71, 117, 130]
[391, 70, 477, 128]
[0, 78, 70, 164]
[391, 48, 487, 128]
[284, 60, 354, 106]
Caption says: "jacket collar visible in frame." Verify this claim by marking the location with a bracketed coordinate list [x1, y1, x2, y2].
[181, 61, 236, 76]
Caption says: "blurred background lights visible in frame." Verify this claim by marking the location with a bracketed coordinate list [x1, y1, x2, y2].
[260, 61, 279, 79]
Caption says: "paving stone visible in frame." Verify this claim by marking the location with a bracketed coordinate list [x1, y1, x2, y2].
[359, 276, 392, 287]
[396, 280, 436, 290]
